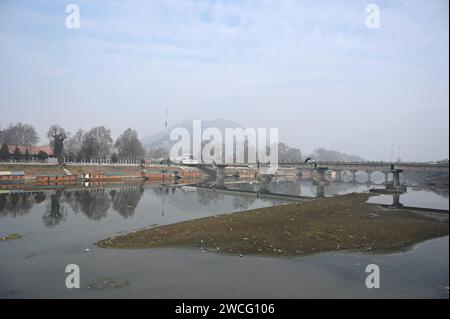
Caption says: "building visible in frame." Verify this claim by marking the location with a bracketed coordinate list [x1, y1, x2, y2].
[5, 145, 54, 160]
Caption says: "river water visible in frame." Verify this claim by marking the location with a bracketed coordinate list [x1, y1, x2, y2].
[0, 178, 448, 298]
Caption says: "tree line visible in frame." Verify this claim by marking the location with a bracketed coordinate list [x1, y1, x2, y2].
[0, 122, 146, 162]
[0, 122, 368, 163]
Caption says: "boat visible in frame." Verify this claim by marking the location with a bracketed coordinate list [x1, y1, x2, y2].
[81, 172, 127, 182]
[35, 173, 76, 183]
[178, 168, 204, 178]
[0, 171, 25, 184]
[141, 169, 181, 181]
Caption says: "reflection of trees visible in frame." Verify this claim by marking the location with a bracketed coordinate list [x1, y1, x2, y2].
[151, 185, 174, 197]
[197, 191, 225, 206]
[0, 193, 42, 217]
[428, 187, 449, 198]
[42, 191, 66, 227]
[0, 194, 7, 214]
[268, 180, 302, 196]
[20, 193, 35, 215]
[110, 187, 144, 218]
[0, 193, 34, 217]
[63, 191, 81, 214]
[74, 189, 110, 220]
[34, 192, 47, 204]
[403, 172, 449, 198]
[228, 183, 257, 192]
[231, 195, 256, 210]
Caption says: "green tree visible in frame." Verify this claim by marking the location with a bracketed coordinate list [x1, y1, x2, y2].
[0, 143, 10, 161]
[24, 148, 31, 161]
[37, 151, 48, 161]
[13, 146, 22, 161]
[111, 152, 118, 163]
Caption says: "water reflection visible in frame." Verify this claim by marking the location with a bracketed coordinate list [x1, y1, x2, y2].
[110, 187, 144, 218]
[43, 191, 66, 227]
[75, 190, 111, 221]
[231, 194, 257, 210]
[211, 175, 449, 211]
[0, 186, 145, 223]
[225, 178, 383, 198]
[0, 193, 35, 217]
[0, 177, 448, 227]
[368, 188, 449, 210]
[0, 183, 269, 227]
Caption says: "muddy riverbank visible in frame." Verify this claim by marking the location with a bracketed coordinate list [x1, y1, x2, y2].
[97, 193, 449, 256]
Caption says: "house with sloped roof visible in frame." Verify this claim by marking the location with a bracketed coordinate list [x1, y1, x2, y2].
[6, 145, 54, 160]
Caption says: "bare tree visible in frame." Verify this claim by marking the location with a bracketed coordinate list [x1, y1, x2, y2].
[148, 147, 166, 160]
[309, 147, 364, 162]
[278, 143, 302, 163]
[47, 125, 68, 159]
[65, 129, 84, 161]
[80, 126, 112, 160]
[3, 122, 39, 146]
[114, 128, 145, 161]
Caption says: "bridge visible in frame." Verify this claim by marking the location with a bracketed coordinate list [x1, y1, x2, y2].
[273, 161, 449, 173]
[189, 161, 449, 173]
[278, 162, 449, 188]
[188, 161, 448, 190]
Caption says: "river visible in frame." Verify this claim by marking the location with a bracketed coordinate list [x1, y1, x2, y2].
[0, 178, 448, 298]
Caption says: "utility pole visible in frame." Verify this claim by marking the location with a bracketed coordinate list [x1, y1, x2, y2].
[163, 106, 169, 162]
[390, 144, 393, 163]
[165, 106, 168, 136]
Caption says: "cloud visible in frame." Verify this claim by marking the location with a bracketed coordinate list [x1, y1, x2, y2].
[0, 0, 448, 160]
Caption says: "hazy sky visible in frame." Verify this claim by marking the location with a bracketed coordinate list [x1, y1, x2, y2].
[0, 0, 448, 161]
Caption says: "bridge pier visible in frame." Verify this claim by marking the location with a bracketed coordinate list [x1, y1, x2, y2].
[391, 169, 403, 188]
[216, 165, 226, 189]
[315, 182, 325, 198]
[392, 193, 403, 208]
[335, 170, 341, 181]
[385, 169, 407, 192]
[258, 174, 274, 194]
[384, 172, 390, 185]
[315, 167, 328, 182]
[351, 170, 357, 183]
[367, 171, 371, 183]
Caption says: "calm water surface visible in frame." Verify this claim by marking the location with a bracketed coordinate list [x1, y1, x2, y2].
[0, 179, 448, 298]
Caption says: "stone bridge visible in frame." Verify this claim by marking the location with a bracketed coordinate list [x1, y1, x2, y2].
[190, 161, 448, 190]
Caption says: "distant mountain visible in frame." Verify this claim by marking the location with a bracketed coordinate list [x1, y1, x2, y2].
[141, 119, 243, 149]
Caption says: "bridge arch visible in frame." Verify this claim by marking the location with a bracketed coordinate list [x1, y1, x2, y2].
[338, 170, 356, 183]
[368, 171, 386, 185]
[351, 170, 369, 183]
